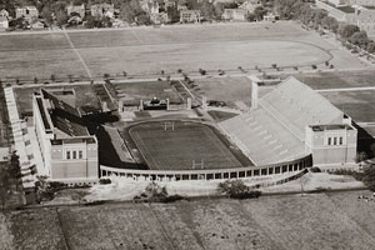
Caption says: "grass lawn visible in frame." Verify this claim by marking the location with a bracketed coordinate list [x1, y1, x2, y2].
[128, 121, 248, 170]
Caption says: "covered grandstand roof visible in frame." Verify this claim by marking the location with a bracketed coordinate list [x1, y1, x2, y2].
[220, 76, 345, 166]
[41, 89, 89, 137]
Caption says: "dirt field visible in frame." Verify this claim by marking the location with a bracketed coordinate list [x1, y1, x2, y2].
[0, 21, 365, 81]
[128, 121, 248, 170]
[3, 190, 375, 250]
[193, 76, 252, 108]
[115, 80, 182, 105]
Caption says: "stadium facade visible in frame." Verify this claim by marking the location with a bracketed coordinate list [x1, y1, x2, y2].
[32, 76, 358, 183]
[33, 89, 98, 184]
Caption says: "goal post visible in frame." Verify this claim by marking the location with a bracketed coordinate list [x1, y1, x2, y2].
[162, 121, 175, 131]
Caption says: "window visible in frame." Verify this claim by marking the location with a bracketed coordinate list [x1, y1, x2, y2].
[328, 137, 331, 145]
[66, 151, 71, 160]
[79, 151, 83, 159]
[334, 137, 337, 145]
[339, 137, 343, 145]
[73, 151, 77, 159]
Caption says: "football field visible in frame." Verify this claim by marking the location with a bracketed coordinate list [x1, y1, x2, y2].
[128, 121, 250, 170]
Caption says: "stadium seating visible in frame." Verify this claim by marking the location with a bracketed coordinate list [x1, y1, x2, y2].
[220, 77, 343, 166]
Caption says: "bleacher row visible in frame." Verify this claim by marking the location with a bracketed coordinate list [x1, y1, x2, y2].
[220, 77, 343, 166]
[103, 125, 134, 163]
[260, 77, 343, 139]
[220, 108, 305, 166]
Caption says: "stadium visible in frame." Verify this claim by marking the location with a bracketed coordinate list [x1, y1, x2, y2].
[10, 74, 357, 185]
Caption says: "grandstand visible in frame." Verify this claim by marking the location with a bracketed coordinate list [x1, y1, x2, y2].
[220, 77, 355, 166]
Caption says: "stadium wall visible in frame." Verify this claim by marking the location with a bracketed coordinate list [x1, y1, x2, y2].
[100, 154, 312, 181]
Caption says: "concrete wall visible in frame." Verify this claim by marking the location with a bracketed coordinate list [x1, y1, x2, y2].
[305, 125, 357, 165]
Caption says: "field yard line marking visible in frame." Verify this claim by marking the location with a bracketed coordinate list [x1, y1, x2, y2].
[316, 86, 375, 92]
[61, 29, 93, 79]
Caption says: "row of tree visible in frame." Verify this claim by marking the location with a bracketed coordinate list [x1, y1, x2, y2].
[274, 0, 375, 53]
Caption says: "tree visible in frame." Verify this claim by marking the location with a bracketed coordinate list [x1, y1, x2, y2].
[349, 31, 369, 48]
[253, 6, 267, 21]
[367, 42, 375, 53]
[0, 166, 11, 210]
[55, 9, 68, 27]
[339, 24, 360, 39]
[361, 165, 375, 191]
[217, 180, 261, 199]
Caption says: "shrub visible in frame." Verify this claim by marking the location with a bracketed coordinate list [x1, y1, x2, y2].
[217, 180, 261, 199]
[310, 167, 321, 173]
[99, 178, 112, 185]
[199, 68, 206, 75]
[312, 64, 317, 69]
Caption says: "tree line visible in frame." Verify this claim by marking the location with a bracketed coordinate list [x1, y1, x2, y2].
[274, 0, 375, 53]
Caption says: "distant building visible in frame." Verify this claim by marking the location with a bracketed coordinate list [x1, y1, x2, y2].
[222, 8, 248, 21]
[0, 9, 9, 18]
[0, 15, 8, 31]
[316, 0, 375, 35]
[239, 0, 261, 13]
[33, 89, 98, 184]
[264, 13, 279, 22]
[90, 3, 115, 18]
[66, 4, 86, 18]
[31, 20, 45, 30]
[180, 10, 201, 23]
[16, 6, 39, 22]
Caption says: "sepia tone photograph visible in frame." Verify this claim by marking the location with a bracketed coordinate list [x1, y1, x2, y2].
[1, 0, 375, 249]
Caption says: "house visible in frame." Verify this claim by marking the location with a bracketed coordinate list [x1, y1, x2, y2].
[0, 16, 8, 31]
[66, 4, 86, 18]
[316, 0, 375, 35]
[16, 6, 39, 22]
[151, 12, 170, 24]
[222, 8, 248, 21]
[180, 10, 201, 23]
[0, 9, 9, 18]
[264, 13, 279, 22]
[239, 0, 261, 13]
[90, 3, 115, 18]
[31, 20, 45, 30]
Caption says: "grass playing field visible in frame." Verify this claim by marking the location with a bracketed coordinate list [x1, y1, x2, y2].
[128, 121, 249, 170]
[0, 21, 365, 81]
[3, 190, 375, 250]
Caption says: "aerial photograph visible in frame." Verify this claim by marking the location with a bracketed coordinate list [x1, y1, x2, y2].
[2, 0, 375, 249]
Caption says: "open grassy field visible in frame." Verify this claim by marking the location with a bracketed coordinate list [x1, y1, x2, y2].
[3, 190, 375, 250]
[320, 90, 375, 123]
[128, 121, 248, 170]
[13, 84, 104, 117]
[0, 21, 365, 81]
[294, 70, 375, 90]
